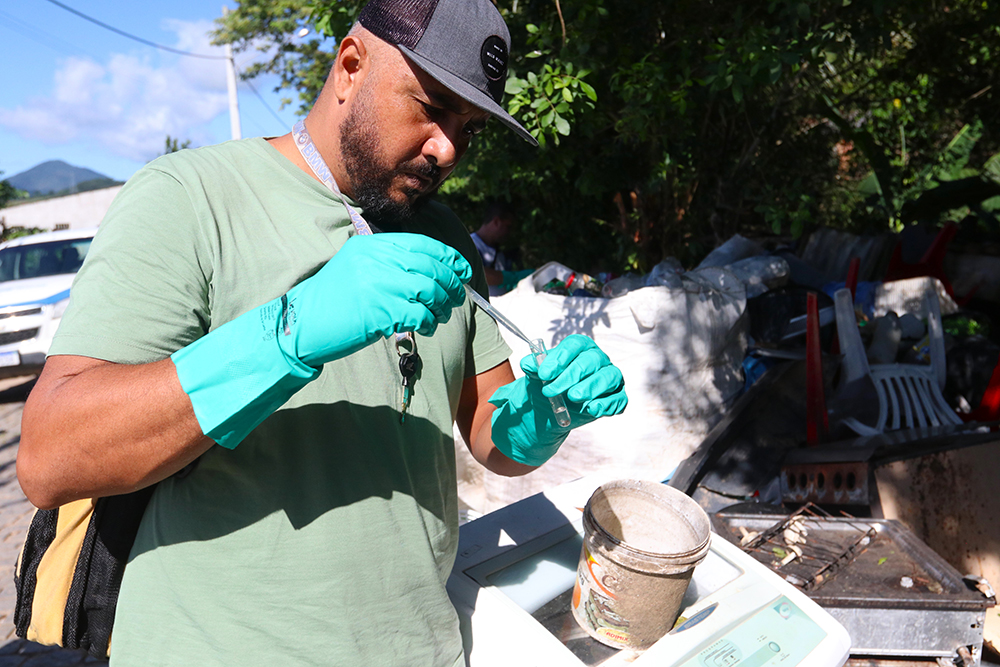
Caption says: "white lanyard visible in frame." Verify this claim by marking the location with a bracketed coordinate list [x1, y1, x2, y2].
[292, 119, 374, 238]
[290, 119, 415, 352]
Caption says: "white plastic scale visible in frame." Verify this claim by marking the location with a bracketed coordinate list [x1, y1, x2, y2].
[447, 475, 851, 667]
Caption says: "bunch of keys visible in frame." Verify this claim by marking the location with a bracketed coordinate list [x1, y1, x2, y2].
[396, 333, 419, 424]
[399, 352, 419, 423]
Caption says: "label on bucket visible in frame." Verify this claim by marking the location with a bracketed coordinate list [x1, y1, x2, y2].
[571, 545, 633, 647]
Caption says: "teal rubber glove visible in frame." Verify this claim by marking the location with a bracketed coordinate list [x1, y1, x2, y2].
[171, 233, 472, 449]
[488, 335, 628, 466]
[500, 268, 534, 292]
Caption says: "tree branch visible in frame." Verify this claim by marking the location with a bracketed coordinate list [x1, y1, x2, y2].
[554, 0, 566, 47]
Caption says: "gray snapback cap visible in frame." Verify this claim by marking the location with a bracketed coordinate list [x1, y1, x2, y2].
[358, 0, 538, 146]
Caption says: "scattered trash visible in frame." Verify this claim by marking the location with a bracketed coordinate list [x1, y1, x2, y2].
[722, 256, 790, 298]
[601, 273, 646, 298]
[737, 526, 759, 547]
[779, 545, 803, 567]
[944, 335, 1000, 418]
[539, 273, 604, 297]
[867, 312, 903, 364]
[899, 312, 926, 339]
[696, 234, 767, 270]
[714, 504, 994, 661]
[526, 237, 786, 301]
[644, 257, 685, 289]
[643, 228, 1000, 664]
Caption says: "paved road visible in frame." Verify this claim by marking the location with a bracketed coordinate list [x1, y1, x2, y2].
[0, 376, 105, 666]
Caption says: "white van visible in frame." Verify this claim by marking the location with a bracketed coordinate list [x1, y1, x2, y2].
[0, 228, 97, 379]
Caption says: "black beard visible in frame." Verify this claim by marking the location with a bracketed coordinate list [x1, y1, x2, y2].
[339, 97, 441, 224]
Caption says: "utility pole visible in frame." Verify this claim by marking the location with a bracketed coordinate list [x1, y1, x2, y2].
[222, 6, 242, 140]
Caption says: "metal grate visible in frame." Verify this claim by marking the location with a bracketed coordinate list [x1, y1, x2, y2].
[0, 308, 42, 320]
[0, 328, 39, 346]
[734, 504, 876, 591]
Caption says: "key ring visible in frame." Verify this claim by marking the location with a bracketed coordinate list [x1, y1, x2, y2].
[395, 332, 417, 358]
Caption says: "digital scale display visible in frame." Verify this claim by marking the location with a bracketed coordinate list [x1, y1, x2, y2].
[677, 597, 827, 667]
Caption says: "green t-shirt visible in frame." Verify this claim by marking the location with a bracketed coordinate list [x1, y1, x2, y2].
[50, 138, 511, 666]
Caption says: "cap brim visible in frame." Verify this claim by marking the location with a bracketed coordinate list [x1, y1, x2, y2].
[399, 47, 539, 147]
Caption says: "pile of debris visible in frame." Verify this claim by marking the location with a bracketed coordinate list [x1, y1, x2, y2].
[458, 222, 1000, 665]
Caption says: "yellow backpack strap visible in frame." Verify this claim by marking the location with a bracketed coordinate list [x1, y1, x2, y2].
[22, 498, 95, 646]
[14, 506, 60, 639]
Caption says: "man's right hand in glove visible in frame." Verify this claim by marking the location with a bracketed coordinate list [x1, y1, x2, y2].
[281, 233, 471, 367]
[18, 233, 474, 508]
[171, 233, 472, 448]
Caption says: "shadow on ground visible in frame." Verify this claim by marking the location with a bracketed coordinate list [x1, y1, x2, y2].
[0, 378, 35, 406]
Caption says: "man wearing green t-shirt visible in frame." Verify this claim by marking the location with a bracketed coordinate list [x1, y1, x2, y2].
[17, 0, 627, 664]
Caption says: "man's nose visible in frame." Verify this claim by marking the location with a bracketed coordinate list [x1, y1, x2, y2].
[422, 123, 464, 169]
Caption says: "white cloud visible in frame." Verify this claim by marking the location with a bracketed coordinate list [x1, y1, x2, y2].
[0, 19, 234, 162]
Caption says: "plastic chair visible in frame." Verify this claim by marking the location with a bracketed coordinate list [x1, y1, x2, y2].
[883, 222, 980, 306]
[834, 279, 961, 435]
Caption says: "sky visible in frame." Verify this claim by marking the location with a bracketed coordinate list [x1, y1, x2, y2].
[0, 0, 319, 183]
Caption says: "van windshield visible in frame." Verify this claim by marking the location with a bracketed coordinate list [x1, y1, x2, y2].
[0, 238, 93, 282]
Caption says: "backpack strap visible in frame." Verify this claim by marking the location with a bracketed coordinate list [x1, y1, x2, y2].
[64, 486, 157, 657]
[14, 507, 59, 639]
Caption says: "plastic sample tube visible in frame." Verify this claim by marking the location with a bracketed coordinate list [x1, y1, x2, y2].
[464, 286, 572, 427]
[530, 338, 572, 428]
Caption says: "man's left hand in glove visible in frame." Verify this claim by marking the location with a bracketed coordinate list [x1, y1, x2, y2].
[488, 335, 627, 466]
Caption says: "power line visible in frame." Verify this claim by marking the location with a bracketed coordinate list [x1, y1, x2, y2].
[239, 68, 290, 130]
[0, 7, 100, 60]
[41, 0, 227, 60]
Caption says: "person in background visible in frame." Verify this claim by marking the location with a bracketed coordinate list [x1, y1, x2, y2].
[471, 200, 534, 296]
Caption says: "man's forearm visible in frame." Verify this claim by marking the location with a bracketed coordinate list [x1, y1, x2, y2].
[457, 359, 536, 477]
[17, 355, 213, 510]
[468, 415, 538, 477]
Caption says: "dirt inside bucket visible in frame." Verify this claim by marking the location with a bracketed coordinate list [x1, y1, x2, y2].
[590, 485, 706, 556]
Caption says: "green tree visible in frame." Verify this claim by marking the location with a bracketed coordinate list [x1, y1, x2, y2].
[0, 176, 16, 211]
[216, 0, 1000, 273]
[163, 135, 193, 155]
[0, 171, 43, 242]
[213, 0, 335, 114]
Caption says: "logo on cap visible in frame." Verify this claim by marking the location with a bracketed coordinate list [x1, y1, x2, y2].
[481, 35, 508, 103]
[481, 35, 508, 81]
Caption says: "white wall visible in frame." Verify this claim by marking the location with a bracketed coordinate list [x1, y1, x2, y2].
[0, 185, 122, 231]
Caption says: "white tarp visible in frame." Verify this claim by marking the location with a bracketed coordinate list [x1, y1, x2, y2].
[456, 266, 749, 513]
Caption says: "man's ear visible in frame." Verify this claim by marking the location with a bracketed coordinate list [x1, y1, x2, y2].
[333, 35, 369, 103]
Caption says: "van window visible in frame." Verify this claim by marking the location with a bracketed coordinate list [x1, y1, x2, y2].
[0, 238, 93, 282]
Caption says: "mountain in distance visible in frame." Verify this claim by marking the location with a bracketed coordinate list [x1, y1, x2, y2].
[6, 160, 114, 196]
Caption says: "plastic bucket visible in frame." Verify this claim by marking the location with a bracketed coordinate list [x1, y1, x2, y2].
[571, 480, 711, 650]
